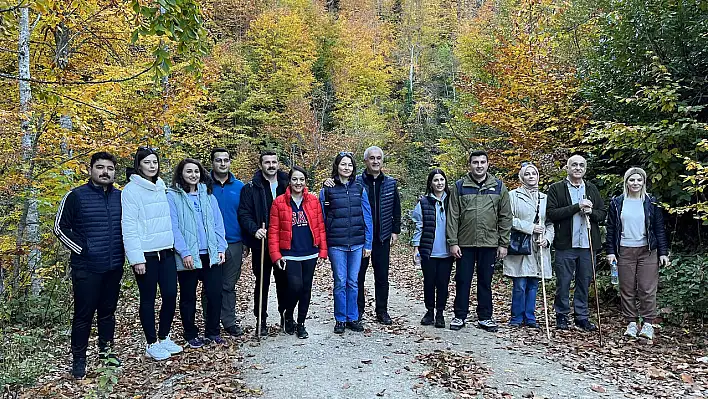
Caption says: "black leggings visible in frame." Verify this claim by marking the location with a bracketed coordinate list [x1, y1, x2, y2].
[284, 258, 317, 324]
[178, 254, 223, 340]
[421, 256, 454, 311]
[134, 250, 177, 344]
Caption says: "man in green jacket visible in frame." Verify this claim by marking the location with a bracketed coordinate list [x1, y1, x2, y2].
[447, 150, 513, 332]
[546, 154, 606, 332]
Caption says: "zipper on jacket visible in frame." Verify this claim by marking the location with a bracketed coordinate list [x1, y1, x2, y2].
[105, 190, 112, 267]
[346, 183, 351, 249]
[373, 180, 379, 242]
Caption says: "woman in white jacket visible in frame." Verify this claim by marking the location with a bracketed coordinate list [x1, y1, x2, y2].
[122, 147, 183, 360]
[503, 163, 554, 328]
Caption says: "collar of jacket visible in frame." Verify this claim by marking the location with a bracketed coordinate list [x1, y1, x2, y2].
[362, 170, 385, 183]
[129, 174, 166, 191]
[86, 179, 115, 194]
[426, 192, 447, 203]
[168, 183, 208, 197]
[251, 169, 288, 188]
[515, 187, 544, 203]
[284, 185, 311, 201]
[463, 172, 497, 189]
[211, 170, 235, 186]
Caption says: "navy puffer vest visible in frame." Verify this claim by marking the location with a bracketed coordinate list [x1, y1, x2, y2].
[418, 196, 438, 259]
[72, 183, 124, 272]
[357, 173, 396, 241]
[324, 180, 366, 248]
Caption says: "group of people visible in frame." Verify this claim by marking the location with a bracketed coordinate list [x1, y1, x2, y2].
[54, 146, 402, 379]
[410, 151, 669, 342]
[54, 146, 669, 380]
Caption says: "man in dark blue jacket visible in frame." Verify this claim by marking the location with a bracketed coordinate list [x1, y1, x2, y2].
[238, 151, 289, 336]
[54, 152, 124, 379]
[209, 147, 247, 337]
[357, 146, 401, 325]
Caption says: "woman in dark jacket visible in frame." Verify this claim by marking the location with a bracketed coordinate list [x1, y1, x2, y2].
[410, 169, 454, 328]
[268, 166, 328, 339]
[319, 152, 373, 334]
[605, 167, 670, 340]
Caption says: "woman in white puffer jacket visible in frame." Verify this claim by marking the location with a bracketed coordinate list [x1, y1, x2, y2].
[122, 147, 182, 361]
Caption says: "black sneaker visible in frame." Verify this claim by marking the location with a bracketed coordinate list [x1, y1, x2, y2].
[556, 315, 569, 330]
[420, 310, 434, 326]
[434, 311, 445, 328]
[334, 321, 346, 334]
[525, 321, 540, 329]
[225, 325, 244, 337]
[284, 318, 296, 335]
[72, 358, 86, 379]
[296, 323, 308, 339]
[477, 319, 499, 332]
[376, 312, 393, 325]
[575, 318, 598, 332]
[346, 320, 365, 332]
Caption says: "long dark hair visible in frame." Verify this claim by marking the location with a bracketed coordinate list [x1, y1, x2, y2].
[425, 168, 450, 196]
[172, 158, 213, 194]
[128, 146, 160, 183]
[330, 152, 357, 182]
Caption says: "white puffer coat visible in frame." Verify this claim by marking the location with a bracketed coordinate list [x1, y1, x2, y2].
[503, 187, 554, 279]
[121, 174, 174, 265]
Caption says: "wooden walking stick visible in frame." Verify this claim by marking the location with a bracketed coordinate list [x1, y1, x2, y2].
[585, 214, 604, 347]
[257, 222, 266, 342]
[539, 233, 551, 340]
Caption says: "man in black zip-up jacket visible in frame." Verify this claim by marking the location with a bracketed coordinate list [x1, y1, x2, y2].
[54, 152, 124, 379]
[356, 146, 401, 325]
[237, 151, 289, 335]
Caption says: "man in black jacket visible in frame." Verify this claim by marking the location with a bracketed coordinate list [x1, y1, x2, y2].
[546, 154, 607, 332]
[356, 146, 401, 325]
[54, 152, 124, 379]
[238, 151, 289, 335]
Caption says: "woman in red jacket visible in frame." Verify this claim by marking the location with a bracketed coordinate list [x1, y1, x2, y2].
[269, 166, 328, 339]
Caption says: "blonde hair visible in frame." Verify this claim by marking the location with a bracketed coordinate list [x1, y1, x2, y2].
[623, 167, 648, 198]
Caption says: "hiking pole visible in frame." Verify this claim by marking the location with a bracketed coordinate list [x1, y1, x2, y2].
[539, 233, 551, 341]
[257, 222, 265, 342]
[585, 214, 604, 347]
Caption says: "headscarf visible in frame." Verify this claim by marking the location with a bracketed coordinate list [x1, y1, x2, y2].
[519, 162, 540, 193]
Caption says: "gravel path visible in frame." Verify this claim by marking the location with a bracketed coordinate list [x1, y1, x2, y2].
[239, 266, 622, 398]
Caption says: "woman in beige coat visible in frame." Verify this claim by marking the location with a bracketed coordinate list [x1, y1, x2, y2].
[503, 163, 554, 328]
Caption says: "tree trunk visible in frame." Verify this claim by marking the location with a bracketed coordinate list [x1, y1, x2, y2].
[16, 6, 42, 295]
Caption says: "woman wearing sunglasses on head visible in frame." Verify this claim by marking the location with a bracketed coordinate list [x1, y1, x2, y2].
[410, 169, 454, 328]
[122, 147, 183, 360]
[320, 152, 373, 334]
[268, 166, 328, 339]
[168, 158, 228, 348]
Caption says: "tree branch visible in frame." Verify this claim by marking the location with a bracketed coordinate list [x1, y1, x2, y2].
[0, 65, 152, 85]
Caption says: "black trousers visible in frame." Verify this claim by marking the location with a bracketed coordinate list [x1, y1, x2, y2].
[71, 267, 123, 359]
[251, 243, 288, 321]
[358, 237, 391, 317]
[178, 254, 223, 340]
[283, 258, 317, 324]
[453, 247, 496, 321]
[422, 256, 454, 312]
[134, 250, 177, 344]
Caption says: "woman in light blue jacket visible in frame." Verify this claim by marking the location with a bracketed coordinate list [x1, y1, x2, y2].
[168, 158, 227, 348]
[122, 147, 182, 360]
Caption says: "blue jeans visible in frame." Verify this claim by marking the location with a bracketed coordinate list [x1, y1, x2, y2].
[329, 246, 363, 322]
[510, 277, 539, 325]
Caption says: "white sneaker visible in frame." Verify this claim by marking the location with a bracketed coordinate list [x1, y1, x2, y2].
[638, 323, 655, 340]
[159, 336, 183, 355]
[624, 322, 638, 338]
[145, 342, 170, 361]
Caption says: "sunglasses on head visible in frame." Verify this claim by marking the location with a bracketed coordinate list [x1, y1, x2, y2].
[521, 161, 534, 167]
[138, 146, 158, 154]
[339, 151, 353, 157]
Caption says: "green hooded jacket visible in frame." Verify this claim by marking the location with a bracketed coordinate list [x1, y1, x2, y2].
[446, 173, 513, 248]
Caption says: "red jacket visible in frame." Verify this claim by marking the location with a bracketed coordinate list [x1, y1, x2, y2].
[268, 186, 327, 262]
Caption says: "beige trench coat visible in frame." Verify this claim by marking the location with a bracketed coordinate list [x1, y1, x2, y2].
[502, 187, 554, 279]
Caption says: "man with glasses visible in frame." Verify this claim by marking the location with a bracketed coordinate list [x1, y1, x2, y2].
[238, 150, 290, 336]
[447, 149, 512, 332]
[209, 148, 247, 337]
[546, 154, 606, 332]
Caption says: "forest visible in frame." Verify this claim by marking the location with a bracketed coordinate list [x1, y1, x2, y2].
[0, 0, 706, 397]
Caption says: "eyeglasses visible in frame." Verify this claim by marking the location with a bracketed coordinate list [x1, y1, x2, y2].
[339, 151, 353, 157]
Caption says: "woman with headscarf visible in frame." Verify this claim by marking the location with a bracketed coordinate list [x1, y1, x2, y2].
[503, 163, 554, 328]
[122, 147, 183, 360]
[410, 169, 454, 328]
[605, 167, 669, 340]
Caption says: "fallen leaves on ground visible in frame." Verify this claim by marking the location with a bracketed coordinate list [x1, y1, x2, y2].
[416, 350, 490, 396]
